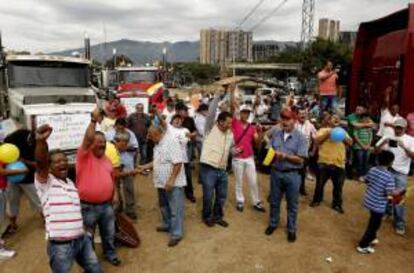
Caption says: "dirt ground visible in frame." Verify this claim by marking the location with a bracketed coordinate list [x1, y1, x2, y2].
[0, 169, 413, 273]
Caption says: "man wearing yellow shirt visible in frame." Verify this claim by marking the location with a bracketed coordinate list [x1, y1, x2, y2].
[310, 114, 353, 214]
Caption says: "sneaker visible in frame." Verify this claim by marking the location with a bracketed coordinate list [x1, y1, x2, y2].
[253, 203, 266, 213]
[236, 203, 244, 212]
[370, 238, 379, 246]
[215, 219, 229, 228]
[396, 228, 406, 236]
[356, 246, 375, 254]
[0, 247, 16, 259]
[332, 206, 345, 214]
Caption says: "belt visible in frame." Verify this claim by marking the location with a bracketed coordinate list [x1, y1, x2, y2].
[80, 200, 111, 206]
[49, 235, 84, 244]
[273, 168, 300, 173]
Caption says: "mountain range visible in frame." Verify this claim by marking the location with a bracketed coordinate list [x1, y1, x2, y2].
[52, 39, 298, 64]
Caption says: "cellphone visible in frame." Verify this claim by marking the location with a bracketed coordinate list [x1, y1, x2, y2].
[389, 139, 398, 148]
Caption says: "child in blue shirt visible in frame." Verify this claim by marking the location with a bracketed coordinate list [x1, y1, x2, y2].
[356, 150, 397, 254]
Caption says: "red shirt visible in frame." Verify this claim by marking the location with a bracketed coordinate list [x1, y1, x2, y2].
[76, 147, 114, 203]
[232, 119, 256, 159]
[318, 70, 338, 96]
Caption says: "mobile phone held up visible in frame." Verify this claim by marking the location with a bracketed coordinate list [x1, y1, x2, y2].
[389, 139, 398, 148]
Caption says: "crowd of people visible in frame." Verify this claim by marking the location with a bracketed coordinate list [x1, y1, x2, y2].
[0, 60, 413, 272]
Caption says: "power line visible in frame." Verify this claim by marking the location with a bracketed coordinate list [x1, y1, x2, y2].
[249, 0, 289, 31]
[238, 0, 267, 29]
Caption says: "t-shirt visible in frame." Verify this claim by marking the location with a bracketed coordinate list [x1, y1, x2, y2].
[353, 127, 373, 150]
[346, 113, 359, 137]
[4, 129, 35, 184]
[364, 167, 395, 213]
[35, 174, 84, 240]
[376, 134, 414, 175]
[317, 128, 348, 168]
[232, 119, 256, 159]
[377, 108, 400, 137]
[76, 147, 115, 203]
[318, 70, 338, 96]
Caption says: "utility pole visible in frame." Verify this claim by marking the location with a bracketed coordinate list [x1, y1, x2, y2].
[301, 0, 315, 48]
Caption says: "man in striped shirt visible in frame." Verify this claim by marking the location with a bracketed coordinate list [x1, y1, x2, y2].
[34, 124, 102, 273]
[356, 150, 397, 254]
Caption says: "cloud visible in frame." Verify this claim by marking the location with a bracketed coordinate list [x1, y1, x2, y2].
[0, 0, 409, 52]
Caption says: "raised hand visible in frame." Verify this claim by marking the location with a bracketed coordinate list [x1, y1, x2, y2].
[36, 124, 53, 141]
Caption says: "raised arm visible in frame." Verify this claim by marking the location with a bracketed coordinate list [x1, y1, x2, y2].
[82, 108, 104, 150]
[35, 124, 53, 183]
[204, 95, 221, 134]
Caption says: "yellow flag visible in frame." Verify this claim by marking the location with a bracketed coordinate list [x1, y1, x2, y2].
[263, 147, 276, 166]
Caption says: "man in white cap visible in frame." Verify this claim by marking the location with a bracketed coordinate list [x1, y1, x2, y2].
[230, 104, 265, 213]
[375, 117, 414, 235]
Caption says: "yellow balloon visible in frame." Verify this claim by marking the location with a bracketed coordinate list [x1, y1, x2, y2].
[105, 142, 121, 168]
[0, 143, 20, 164]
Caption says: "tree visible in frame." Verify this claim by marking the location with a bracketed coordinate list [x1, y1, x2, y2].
[173, 63, 219, 85]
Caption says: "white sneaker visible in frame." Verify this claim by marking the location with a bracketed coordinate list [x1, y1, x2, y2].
[0, 247, 16, 259]
[396, 228, 406, 236]
[356, 246, 375, 254]
[370, 238, 379, 246]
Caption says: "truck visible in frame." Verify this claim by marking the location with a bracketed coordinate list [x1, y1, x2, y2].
[349, 4, 414, 117]
[102, 66, 166, 114]
[0, 37, 96, 165]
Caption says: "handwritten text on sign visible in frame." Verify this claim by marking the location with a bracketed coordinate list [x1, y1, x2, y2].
[121, 97, 149, 115]
[36, 114, 90, 150]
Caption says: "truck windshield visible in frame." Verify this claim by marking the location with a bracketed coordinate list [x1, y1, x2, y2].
[8, 61, 89, 88]
[119, 71, 157, 83]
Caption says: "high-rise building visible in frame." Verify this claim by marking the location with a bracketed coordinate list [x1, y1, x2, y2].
[339, 31, 357, 48]
[200, 29, 253, 64]
[318, 18, 340, 41]
[253, 41, 280, 62]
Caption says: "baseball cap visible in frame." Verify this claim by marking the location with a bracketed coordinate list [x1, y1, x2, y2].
[394, 118, 407, 128]
[240, 105, 253, 112]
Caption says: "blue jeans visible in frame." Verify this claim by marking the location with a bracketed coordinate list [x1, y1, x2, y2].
[354, 149, 370, 177]
[47, 235, 102, 273]
[201, 164, 228, 221]
[138, 139, 148, 165]
[81, 202, 117, 261]
[320, 95, 338, 113]
[157, 187, 185, 240]
[269, 170, 301, 232]
[390, 170, 408, 230]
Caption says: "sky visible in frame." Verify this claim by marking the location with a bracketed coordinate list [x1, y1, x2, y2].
[0, 0, 411, 53]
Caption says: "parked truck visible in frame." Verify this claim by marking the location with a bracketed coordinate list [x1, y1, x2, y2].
[349, 4, 414, 116]
[0, 35, 96, 164]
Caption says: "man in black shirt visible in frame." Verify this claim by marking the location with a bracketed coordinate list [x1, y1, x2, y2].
[175, 103, 197, 202]
[4, 129, 41, 234]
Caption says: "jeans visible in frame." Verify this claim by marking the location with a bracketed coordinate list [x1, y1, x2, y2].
[118, 176, 136, 216]
[232, 157, 261, 205]
[0, 190, 8, 235]
[7, 183, 41, 217]
[201, 164, 228, 221]
[390, 170, 408, 230]
[312, 164, 345, 207]
[157, 187, 185, 240]
[269, 170, 301, 232]
[81, 202, 117, 261]
[354, 149, 370, 177]
[358, 210, 383, 248]
[320, 95, 338, 113]
[138, 139, 148, 165]
[184, 163, 195, 199]
[47, 235, 102, 273]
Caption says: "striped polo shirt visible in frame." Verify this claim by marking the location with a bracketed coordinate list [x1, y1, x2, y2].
[363, 167, 395, 213]
[35, 174, 84, 240]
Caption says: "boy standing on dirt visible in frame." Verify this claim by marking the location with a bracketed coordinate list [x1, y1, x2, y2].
[356, 150, 397, 254]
